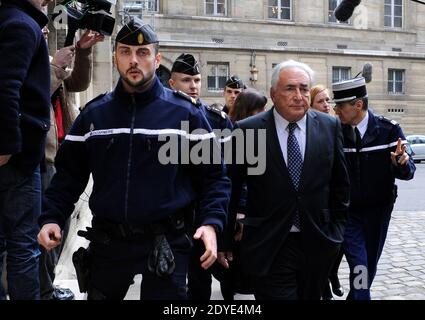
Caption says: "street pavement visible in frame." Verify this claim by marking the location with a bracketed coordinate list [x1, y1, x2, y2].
[55, 164, 425, 300]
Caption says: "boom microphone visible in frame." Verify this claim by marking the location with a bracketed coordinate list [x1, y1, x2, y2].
[362, 62, 373, 83]
[334, 0, 361, 22]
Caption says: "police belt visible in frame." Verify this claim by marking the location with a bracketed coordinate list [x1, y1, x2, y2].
[91, 212, 186, 241]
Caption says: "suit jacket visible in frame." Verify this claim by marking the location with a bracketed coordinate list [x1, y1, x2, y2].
[226, 108, 350, 276]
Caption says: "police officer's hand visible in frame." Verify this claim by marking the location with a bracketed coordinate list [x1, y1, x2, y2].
[77, 30, 105, 49]
[38, 223, 62, 250]
[52, 46, 75, 69]
[0, 154, 11, 167]
[193, 225, 217, 270]
[391, 138, 409, 166]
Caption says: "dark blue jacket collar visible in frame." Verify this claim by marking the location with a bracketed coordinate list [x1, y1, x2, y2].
[2, 0, 48, 28]
[113, 76, 164, 106]
[342, 109, 379, 147]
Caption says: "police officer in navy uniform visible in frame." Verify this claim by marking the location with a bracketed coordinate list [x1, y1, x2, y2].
[168, 53, 235, 300]
[332, 77, 415, 300]
[222, 75, 245, 115]
[37, 18, 230, 300]
[168, 53, 232, 132]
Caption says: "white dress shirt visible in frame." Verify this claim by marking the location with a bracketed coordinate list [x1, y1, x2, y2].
[353, 111, 369, 139]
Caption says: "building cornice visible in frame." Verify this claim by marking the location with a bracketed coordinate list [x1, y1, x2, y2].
[158, 40, 425, 60]
[153, 14, 417, 36]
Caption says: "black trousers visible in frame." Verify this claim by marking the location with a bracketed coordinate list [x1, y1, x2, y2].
[253, 233, 338, 300]
[87, 232, 191, 300]
[187, 239, 235, 300]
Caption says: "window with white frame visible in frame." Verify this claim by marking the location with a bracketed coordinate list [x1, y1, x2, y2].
[207, 63, 229, 91]
[329, 0, 349, 24]
[384, 0, 403, 28]
[388, 69, 405, 94]
[332, 67, 351, 83]
[123, 0, 159, 14]
[268, 0, 292, 20]
[205, 0, 227, 16]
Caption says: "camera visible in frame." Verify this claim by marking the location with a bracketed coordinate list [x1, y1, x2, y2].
[59, 0, 116, 46]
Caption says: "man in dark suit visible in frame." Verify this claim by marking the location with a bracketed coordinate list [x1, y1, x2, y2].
[219, 60, 350, 300]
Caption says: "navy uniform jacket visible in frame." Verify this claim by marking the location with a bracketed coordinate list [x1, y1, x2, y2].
[200, 102, 233, 133]
[0, 0, 50, 175]
[342, 110, 415, 209]
[39, 77, 230, 231]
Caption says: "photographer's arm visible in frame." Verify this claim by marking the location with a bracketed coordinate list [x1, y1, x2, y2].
[64, 30, 104, 93]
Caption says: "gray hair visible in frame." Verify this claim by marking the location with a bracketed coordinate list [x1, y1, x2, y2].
[271, 60, 315, 89]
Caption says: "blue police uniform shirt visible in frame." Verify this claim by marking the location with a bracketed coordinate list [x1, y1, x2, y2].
[40, 76, 230, 231]
[342, 110, 415, 208]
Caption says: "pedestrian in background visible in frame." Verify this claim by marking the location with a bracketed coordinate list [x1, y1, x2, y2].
[39, 26, 104, 301]
[0, 0, 53, 300]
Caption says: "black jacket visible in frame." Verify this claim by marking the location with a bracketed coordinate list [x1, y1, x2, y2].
[342, 110, 415, 209]
[40, 78, 230, 230]
[0, 0, 50, 175]
[227, 108, 350, 276]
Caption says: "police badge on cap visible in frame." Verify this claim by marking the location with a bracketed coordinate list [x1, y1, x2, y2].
[116, 17, 158, 46]
[225, 75, 245, 89]
[332, 77, 368, 103]
[171, 53, 200, 76]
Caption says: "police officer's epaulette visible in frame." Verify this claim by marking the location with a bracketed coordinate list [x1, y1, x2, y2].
[205, 104, 228, 120]
[378, 115, 399, 126]
[172, 90, 201, 108]
[79, 92, 108, 112]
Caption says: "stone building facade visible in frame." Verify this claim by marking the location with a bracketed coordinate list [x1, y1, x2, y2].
[49, 0, 425, 134]
[122, 0, 425, 134]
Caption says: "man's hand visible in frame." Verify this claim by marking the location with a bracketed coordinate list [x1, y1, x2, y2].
[0, 154, 11, 167]
[51, 46, 75, 69]
[391, 138, 410, 166]
[38, 223, 62, 250]
[77, 30, 105, 49]
[217, 251, 233, 269]
[193, 225, 217, 270]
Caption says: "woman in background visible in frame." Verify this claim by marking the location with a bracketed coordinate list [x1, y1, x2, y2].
[228, 88, 267, 123]
[310, 84, 333, 114]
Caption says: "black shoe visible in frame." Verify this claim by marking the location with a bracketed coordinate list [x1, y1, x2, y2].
[51, 286, 75, 300]
[332, 286, 344, 297]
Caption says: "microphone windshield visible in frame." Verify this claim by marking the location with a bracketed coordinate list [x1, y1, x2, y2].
[334, 0, 362, 22]
[362, 62, 373, 83]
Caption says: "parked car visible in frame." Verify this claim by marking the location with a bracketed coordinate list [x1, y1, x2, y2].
[406, 135, 425, 163]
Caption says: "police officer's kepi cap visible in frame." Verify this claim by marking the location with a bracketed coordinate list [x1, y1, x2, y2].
[171, 53, 200, 76]
[115, 17, 158, 46]
[225, 75, 244, 89]
[332, 77, 368, 103]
